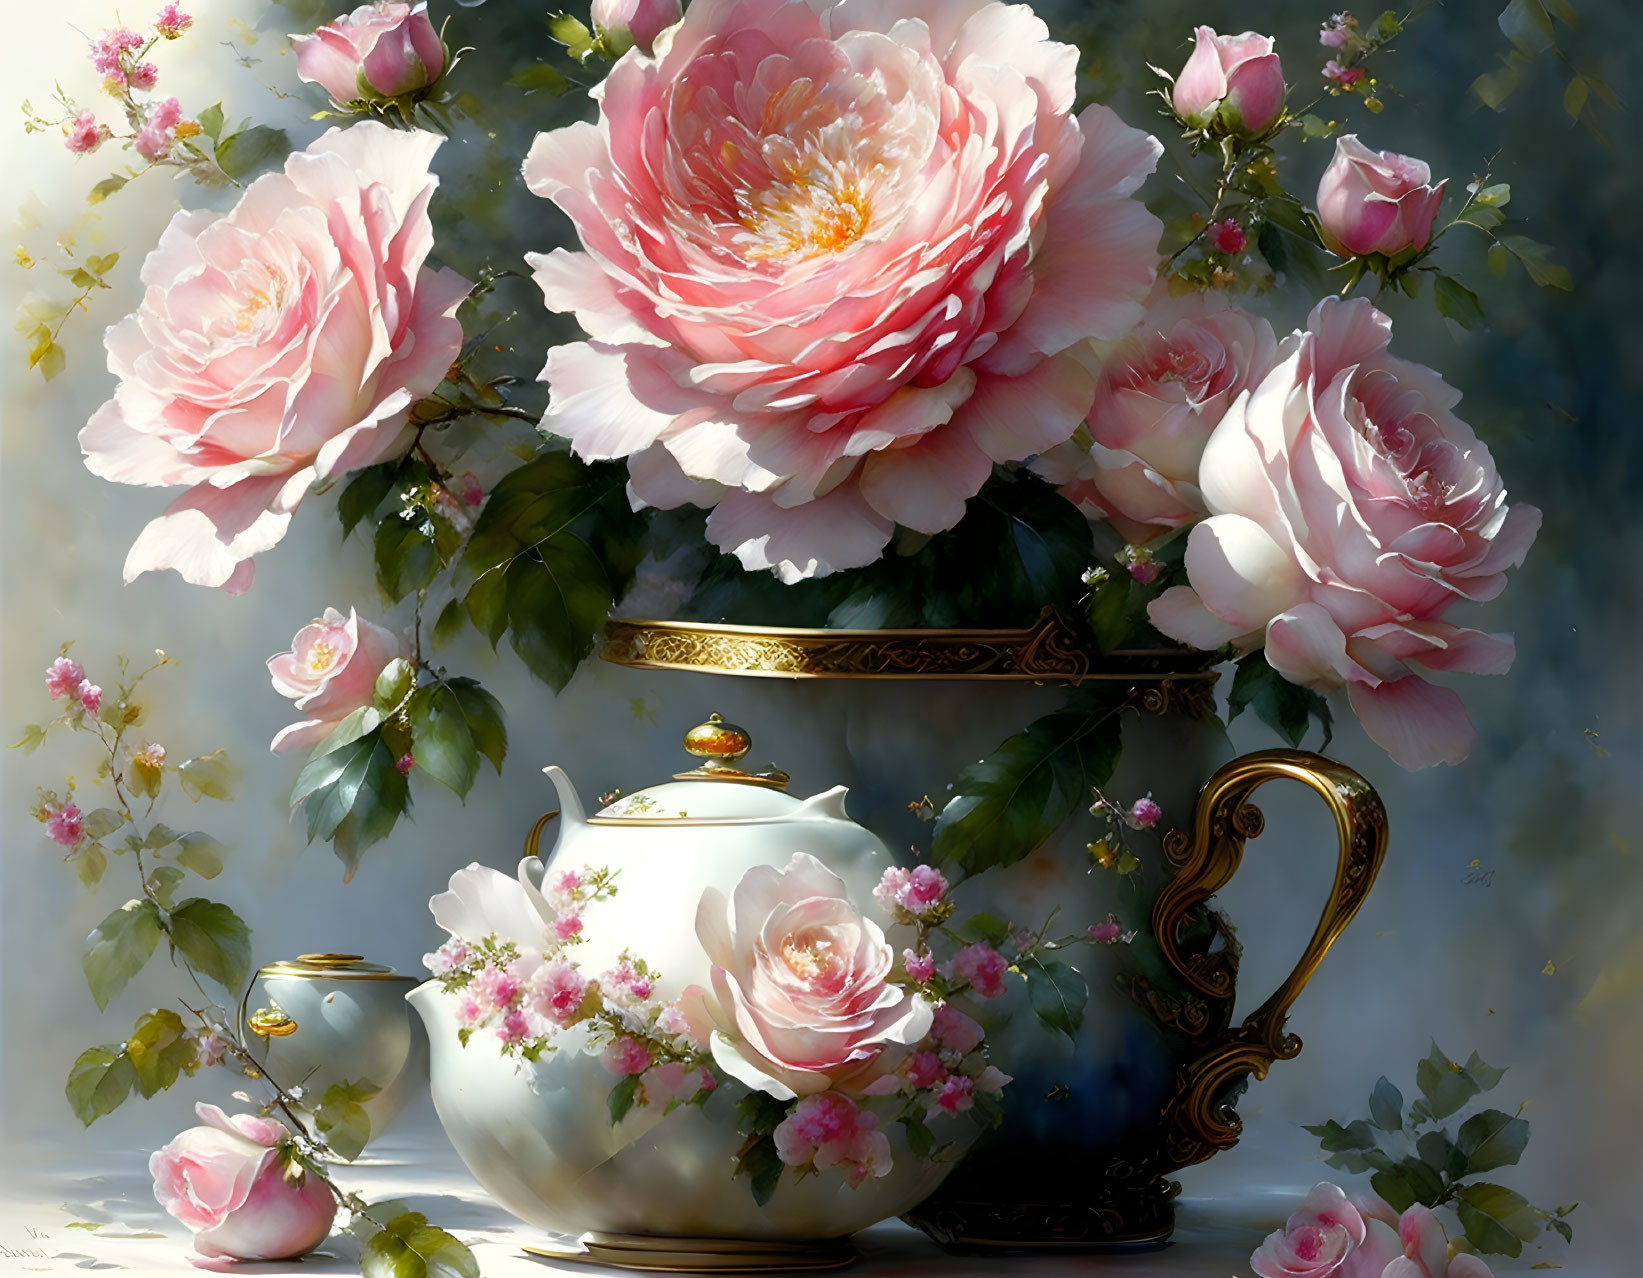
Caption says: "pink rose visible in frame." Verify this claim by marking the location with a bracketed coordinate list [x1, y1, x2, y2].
[64, 110, 112, 154]
[590, 0, 681, 53]
[1149, 298, 1539, 769]
[79, 123, 469, 592]
[45, 801, 84, 848]
[1250, 1181, 1366, 1278]
[266, 607, 402, 753]
[150, 1104, 335, 1261]
[1317, 135, 1447, 258]
[45, 656, 86, 700]
[930, 1003, 985, 1055]
[694, 851, 933, 1099]
[524, 0, 1163, 582]
[772, 1092, 892, 1186]
[1171, 26, 1286, 134]
[948, 942, 1009, 998]
[639, 1060, 713, 1107]
[1035, 295, 1279, 544]
[292, 2, 446, 104]
[600, 1035, 653, 1077]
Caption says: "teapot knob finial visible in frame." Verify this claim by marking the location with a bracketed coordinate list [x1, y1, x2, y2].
[683, 713, 753, 764]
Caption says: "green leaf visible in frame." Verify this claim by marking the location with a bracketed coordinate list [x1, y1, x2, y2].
[147, 865, 185, 908]
[76, 843, 109, 888]
[1304, 1119, 1380, 1153]
[1498, 236, 1573, 291]
[607, 1074, 641, 1125]
[126, 1008, 192, 1098]
[1462, 1050, 1507, 1092]
[1561, 75, 1589, 118]
[1372, 1168, 1419, 1213]
[1395, 1154, 1446, 1204]
[175, 831, 225, 879]
[735, 1089, 790, 1137]
[503, 546, 614, 692]
[87, 174, 130, 204]
[1417, 1128, 1468, 1181]
[35, 341, 66, 380]
[408, 683, 483, 798]
[1226, 652, 1332, 748]
[374, 658, 417, 714]
[1488, 243, 1510, 276]
[196, 102, 224, 141]
[168, 898, 252, 994]
[734, 1136, 784, 1208]
[547, 13, 595, 48]
[1434, 274, 1485, 330]
[1456, 1182, 1541, 1256]
[359, 1211, 479, 1278]
[1024, 958, 1086, 1041]
[1457, 1107, 1531, 1174]
[144, 822, 180, 851]
[900, 1113, 934, 1159]
[376, 514, 441, 603]
[82, 808, 124, 839]
[315, 1079, 379, 1161]
[464, 569, 509, 646]
[449, 679, 507, 773]
[932, 684, 1125, 878]
[10, 723, 46, 753]
[1375, 8, 1402, 37]
[507, 63, 573, 94]
[214, 126, 290, 181]
[957, 913, 1011, 946]
[293, 728, 411, 880]
[82, 899, 164, 1011]
[431, 598, 466, 649]
[65, 1045, 135, 1126]
[1084, 569, 1151, 652]
[177, 750, 236, 801]
[1370, 1076, 1404, 1132]
[339, 463, 400, 538]
[1498, 0, 1556, 54]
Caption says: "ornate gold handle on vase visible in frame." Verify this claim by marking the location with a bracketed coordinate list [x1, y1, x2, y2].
[1149, 749, 1389, 1175]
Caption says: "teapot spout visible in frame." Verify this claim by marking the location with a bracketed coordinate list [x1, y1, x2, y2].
[791, 785, 851, 823]
[543, 765, 588, 826]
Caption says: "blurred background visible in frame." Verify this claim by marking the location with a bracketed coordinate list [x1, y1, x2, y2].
[1, 0, 1636, 1271]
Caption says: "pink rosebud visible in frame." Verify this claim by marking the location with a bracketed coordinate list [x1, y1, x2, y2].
[600, 1035, 653, 1077]
[948, 942, 1009, 999]
[292, 1, 446, 104]
[904, 1051, 945, 1090]
[1323, 60, 1367, 87]
[1088, 915, 1123, 945]
[497, 1011, 530, 1043]
[128, 61, 160, 91]
[1127, 796, 1162, 829]
[64, 112, 112, 155]
[1209, 218, 1247, 255]
[903, 948, 936, 983]
[45, 801, 84, 847]
[934, 1074, 975, 1115]
[1250, 1182, 1368, 1278]
[931, 1004, 985, 1056]
[155, 4, 193, 38]
[76, 680, 104, 714]
[396, 752, 415, 774]
[1172, 26, 1286, 135]
[45, 656, 85, 700]
[900, 863, 949, 913]
[554, 911, 583, 941]
[591, 0, 682, 53]
[151, 1104, 334, 1261]
[1316, 135, 1447, 257]
[1127, 559, 1162, 585]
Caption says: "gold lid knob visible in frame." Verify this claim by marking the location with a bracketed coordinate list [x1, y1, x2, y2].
[682, 713, 752, 763]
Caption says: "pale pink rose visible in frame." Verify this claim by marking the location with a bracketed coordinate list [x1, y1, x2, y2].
[904, 1052, 945, 1089]
[1148, 298, 1538, 769]
[948, 942, 1009, 998]
[591, 0, 681, 52]
[931, 1003, 985, 1055]
[469, 963, 520, 1014]
[1034, 295, 1279, 544]
[155, 4, 193, 39]
[600, 1035, 653, 1076]
[1250, 1181, 1366, 1278]
[524, 0, 1164, 582]
[639, 1060, 713, 1107]
[525, 959, 589, 1028]
[772, 1091, 892, 1186]
[292, 2, 446, 103]
[1317, 136, 1447, 257]
[150, 1104, 335, 1261]
[128, 61, 160, 91]
[89, 27, 143, 80]
[76, 681, 104, 715]
[64, 110, 112, 154]
[45, 656, 86, 700]
[1339, 1201, 1495, 1278]
[1171, 27, 1286, 134]
[694, 851, 933, 1099]
[80, 123, 469, 592]
[266, 607, 402, 753]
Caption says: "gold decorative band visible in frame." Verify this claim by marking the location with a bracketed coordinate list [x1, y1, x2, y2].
[599, 611, 1217, 683]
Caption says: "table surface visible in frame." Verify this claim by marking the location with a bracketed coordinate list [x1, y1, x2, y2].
[0, 1111, 1595, 1277]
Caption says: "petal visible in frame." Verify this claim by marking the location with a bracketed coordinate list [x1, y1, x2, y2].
[705, 484, 894, 582]
[1264, 604, 1352, 690]
[857, 420, 993, 534]
[1183, 513, 1309, 631]
[1348, 675, 1474, 770]
[1147, 585, 1248, 650]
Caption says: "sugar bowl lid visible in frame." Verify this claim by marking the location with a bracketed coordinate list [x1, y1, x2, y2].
[257, 953, 413, 982]
[592, 714, 799, 822]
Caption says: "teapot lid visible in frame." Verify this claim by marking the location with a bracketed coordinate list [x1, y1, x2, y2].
[257, 953, 412, 982]
[592, 714, 800, 822]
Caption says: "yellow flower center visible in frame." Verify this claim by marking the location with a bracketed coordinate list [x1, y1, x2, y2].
[739, 166, 872, 261]
[308, 640, 337, 673]
[782, 936, 833, 981]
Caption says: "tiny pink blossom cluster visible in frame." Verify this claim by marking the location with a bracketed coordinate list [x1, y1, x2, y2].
[155, 4, 193, 40]
[1088, 914, 1127, 945]
[1320, 13, 1357, 50]
[64, 111, 113, 155]
[867, 1002, 1010, 1120]
[1126, 795, 1163, 830]
[945, 942, 1010, 999]
[44, 800, 85, 848]
[45, 656, 102, 716]
[772, 1092, 890, 1188]
[872, 863, 950, 920]
[89, 27, 144, 86]
[134, 96, 184, 161]
[1251, 1183, 1496, 1278]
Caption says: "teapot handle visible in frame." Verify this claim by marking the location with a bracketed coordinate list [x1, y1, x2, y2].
[523, 809, 562, 863]
[1148, 748, 1388, 1174]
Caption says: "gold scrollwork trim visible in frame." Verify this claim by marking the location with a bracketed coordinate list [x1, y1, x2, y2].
[1149, 749, 1389, 1174]
[599, 610, 1218, 683]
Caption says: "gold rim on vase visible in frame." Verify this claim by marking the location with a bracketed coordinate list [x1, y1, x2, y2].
[599, 609, 1219, 683]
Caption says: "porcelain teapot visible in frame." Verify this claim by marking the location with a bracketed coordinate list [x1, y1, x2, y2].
[409, 716, 972, 1267]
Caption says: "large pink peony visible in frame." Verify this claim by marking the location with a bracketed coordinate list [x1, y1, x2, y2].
[1148, 297, 1539, 769]
[524, 0, 1164, 581]
[80, 122, 470, 592]
[266, 606, 402, 752]
[150, 1104, 335, 1261]
[1033, 293, 1279, 543]
[692, 851, 933, 1099]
